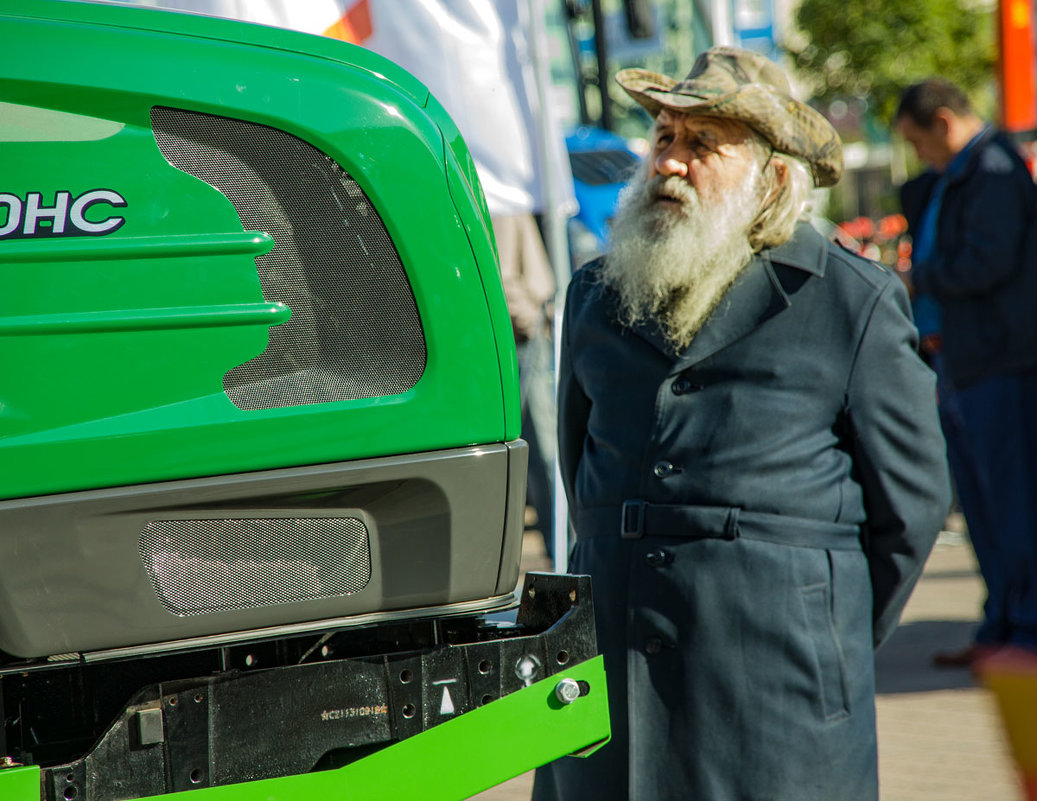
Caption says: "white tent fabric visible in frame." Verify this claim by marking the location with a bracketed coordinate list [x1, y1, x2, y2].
[354, 1, 575, 218]
[106, 0, 575, 219]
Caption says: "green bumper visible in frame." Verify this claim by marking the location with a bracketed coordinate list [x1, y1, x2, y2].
[0, 657, 607, 801]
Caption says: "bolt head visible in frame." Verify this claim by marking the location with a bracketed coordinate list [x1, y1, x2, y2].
[555, 677, 581, 705]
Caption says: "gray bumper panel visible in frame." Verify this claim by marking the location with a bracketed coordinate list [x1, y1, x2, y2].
[0, 441, 527, 657]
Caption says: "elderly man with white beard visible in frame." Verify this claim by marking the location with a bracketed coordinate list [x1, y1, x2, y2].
[532, 48, 950, 801]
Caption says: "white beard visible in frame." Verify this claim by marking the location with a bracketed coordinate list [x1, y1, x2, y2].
[599, 163, 762, 352]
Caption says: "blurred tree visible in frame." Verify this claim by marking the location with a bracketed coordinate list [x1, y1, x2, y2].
[789, 0, 995, 124]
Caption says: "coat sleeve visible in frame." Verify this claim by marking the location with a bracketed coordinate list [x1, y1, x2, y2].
[912, 148, 1030, 299]
[557, 278, 592, 509]
[845, 276, 952, 648]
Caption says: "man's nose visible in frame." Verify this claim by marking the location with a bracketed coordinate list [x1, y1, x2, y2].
[654, 152, 688, 178]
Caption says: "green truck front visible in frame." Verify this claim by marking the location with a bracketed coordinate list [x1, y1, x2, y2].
[0, 2, 608, 798]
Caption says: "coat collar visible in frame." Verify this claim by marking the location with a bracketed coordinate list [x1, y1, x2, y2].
[627, 222, 828, 369]
[765, 221, 828, 277]
[942, 124, 997, 189]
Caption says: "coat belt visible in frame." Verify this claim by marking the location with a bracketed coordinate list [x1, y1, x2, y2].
[576, 502, 861, 551]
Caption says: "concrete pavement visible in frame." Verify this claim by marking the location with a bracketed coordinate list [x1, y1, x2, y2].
[874, 531, 1019, 800]
[469, 528, 1025, 800]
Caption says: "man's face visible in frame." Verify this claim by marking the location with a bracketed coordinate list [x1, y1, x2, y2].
[896, 114, 954, 170]
[598, 110, 766, 352]
[648, 110, 763, 205]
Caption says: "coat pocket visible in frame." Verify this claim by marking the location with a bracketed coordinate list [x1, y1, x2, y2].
[800, 582, 850, 722]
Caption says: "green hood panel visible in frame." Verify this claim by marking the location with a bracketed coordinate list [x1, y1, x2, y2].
[0, 1, 519, 500]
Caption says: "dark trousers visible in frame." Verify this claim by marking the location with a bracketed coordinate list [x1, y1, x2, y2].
[953, 369, 1037, 647]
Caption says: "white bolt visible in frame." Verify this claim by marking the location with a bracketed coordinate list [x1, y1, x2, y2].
[555, 678, 581, 705]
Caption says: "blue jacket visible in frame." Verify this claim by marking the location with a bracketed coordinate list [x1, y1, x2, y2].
[910, 127, 1037, 386]
[534, 222, 949, 801]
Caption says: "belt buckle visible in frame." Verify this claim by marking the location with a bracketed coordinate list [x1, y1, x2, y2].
[621, 500, 645, 539]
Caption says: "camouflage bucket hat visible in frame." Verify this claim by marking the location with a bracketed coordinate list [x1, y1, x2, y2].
[616, 46, 843, 187]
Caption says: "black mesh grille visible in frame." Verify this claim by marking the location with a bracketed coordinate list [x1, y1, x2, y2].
[151, 106, 426, 409]
[140, 517, 372, 616]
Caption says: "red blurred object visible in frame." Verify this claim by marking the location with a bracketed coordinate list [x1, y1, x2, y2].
[999, 0, 1037, 131]
[854, 216, 875, 240]
[1019, 139, 1037, 178]
[878, 214, 907, 241]
[324, 0, 373, 44]
[920, 333, 943, 356]
[837, 217, 877, 246]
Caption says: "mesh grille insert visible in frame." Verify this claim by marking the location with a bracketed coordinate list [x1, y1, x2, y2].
[140, 517, 372, 617]
[151, 106, 426, 410]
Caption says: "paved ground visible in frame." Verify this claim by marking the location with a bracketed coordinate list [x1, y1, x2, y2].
[469, 526, 1025, 800]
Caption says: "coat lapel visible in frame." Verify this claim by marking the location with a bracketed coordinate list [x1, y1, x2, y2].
[626, 223, 829, 369]
[626, 259, 790, 368]
[628, 313, 676, 358]
[673, 257, 790, 370]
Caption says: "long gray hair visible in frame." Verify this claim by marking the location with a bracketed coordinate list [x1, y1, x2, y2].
[747, 135, 815, 252]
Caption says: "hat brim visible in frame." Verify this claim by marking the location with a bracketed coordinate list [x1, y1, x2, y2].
[616, 68, 843, 188]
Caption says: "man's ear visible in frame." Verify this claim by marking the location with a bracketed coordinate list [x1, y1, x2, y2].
[931, 107, 955, 137]
[763, 157, 788, 207]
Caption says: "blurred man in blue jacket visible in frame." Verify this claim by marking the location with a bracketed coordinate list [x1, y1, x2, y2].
[897, 78, 1037, 665]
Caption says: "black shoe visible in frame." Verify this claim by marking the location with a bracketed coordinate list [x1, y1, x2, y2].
[931, 644, 989, 668]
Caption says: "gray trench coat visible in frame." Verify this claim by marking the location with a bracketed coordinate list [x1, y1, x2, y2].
[533, 223, 950, 801]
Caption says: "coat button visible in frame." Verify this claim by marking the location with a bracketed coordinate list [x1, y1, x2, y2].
[652, 461, 676, 478]
[671, 378, 696, 395]
[645, 549, 668, 566]
[644, 636, 663, 655]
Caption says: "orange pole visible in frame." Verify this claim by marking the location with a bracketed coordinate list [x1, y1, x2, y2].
[999, 0, 1037, 131]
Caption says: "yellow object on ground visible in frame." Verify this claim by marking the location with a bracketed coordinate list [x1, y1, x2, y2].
[978, 648, 1037, 800]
